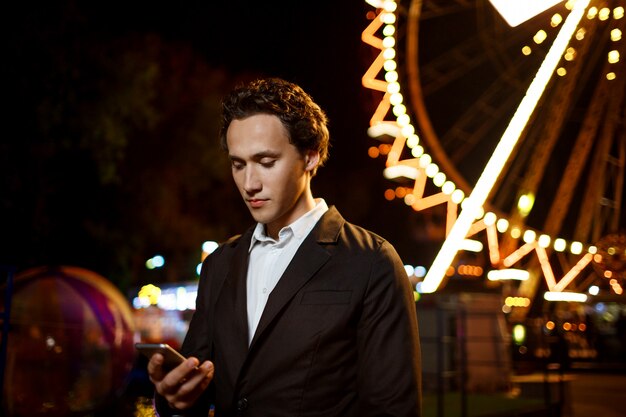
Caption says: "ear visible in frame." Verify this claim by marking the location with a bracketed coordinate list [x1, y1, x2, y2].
[304, 150, 320, 173]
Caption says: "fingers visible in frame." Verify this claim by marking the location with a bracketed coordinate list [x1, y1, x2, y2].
[147, 353, 166, 383]
[153, 358, 214, 410]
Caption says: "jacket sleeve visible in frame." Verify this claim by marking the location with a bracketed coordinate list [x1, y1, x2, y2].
[153, 246, 224, 417]
[355, 240, 422, 416]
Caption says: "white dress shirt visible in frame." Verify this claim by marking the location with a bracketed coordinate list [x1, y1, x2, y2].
[246, 199, 328, 344]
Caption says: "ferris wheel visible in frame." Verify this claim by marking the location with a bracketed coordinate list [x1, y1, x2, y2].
[362, 0, 626, 320]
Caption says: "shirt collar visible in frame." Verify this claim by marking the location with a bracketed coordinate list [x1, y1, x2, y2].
[249, 199, 329, 252]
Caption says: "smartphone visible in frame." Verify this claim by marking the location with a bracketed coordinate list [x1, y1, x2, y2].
[135, 343, 187, 371]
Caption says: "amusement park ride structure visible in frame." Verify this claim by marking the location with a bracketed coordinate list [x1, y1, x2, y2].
[362, 0, 626, 321]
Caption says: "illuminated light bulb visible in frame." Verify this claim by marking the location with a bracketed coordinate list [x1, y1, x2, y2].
[392, 103, 406, 116]
[522, 45, 532, 55]
[610, 278, 617, 285]
[383, 24, 395, 37]
[386, 80, 400, 93]
[587, 7, 598, 19]
[557, 67, 567, 76]
[554, 238, 567, 252]
[385, 71, 399, 83]
[474, 206, 485, 220]
[411, 145, 424, 157]
[419, 153, 432, 168]
[533, 30, 548, 44]
[496, 218, 509, 233]
[483, 212, 496, 226]
[538, 234, 551, 248]
[517, 193, 534, 217]
[511, 227, 521, 239]
[395, 187, 406, 198]
[615, 286, 623, 295]
[406, 134, 419, 148]
[593, 254, 602, 263]
[401, 125, 415, 137]
[383, 0, 397, 13]
[564, 47, 576, 60]
[397, 114, 410, 126]
[608, 50, 620, 64]
[384, 189, 395, 201]
[146, 259, 155, 269]
[451, 189, 465, 204]
[202, 240, 219, 254]
[565, 1, 573, 10]
[551, 13, 563, 27]
[404, 264, 415, 277]
[611, 29, 622, 41]
[608, 247, 616, 255]
[523, 230, 537, 243]
[382, 36, 396, 49]
[382, 12, 396, 24]
[404, 193, 416, 206]
[589, 285, 600, 295]
[389, 92, 402, 105]
[575, 28, 586, 40]
[383, 48, 396, 60]
[414, 266, 427, 278]
[615, 7, 625, 19]
[433, 172, 446, 187]
[367, 146, 380, 158]
[384, 59, 397, 72]
[570, 241, 583, 255]
[441, 181, 455, 195]
[425, 163, 439, 178]
[599, 7, 610, 21]
[588, 245, 597, 254]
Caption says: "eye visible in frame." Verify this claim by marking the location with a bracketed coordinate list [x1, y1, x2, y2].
[231, 160, 245, 170]
[260, 159, 276, 168]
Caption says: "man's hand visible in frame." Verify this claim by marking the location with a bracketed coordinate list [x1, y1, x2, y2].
[148, 353, 214, 411]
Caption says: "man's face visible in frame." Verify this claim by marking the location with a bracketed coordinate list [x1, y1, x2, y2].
[226, 114, 318, 238]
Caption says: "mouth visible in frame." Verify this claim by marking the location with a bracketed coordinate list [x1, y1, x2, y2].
[247, 199, 267, 209]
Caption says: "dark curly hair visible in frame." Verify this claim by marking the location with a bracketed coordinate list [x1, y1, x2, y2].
[219, 78, 330, 175]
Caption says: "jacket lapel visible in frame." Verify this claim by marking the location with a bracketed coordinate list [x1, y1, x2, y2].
[218, 227, 253, 379]
[248, 207, 344, 349]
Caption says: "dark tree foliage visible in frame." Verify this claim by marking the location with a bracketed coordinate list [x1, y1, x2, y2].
[2, 7, 251, 289]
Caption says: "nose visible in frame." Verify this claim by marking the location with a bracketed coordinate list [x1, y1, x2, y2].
[243, 166, 262, 195]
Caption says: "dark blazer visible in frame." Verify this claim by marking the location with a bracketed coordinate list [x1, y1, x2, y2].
[156, 206, 421, 416]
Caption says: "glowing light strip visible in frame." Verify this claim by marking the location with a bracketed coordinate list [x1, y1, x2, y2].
[544, 291, 588, 302]
[536, 246, 558, 290]
[503, 242, 537, 267]
[421, 0, 590, 293]
[488, 269, 530, 281]
[383, 165, 420, 180]
[489, 0, 565, 27]
[553, 252, 593, 291]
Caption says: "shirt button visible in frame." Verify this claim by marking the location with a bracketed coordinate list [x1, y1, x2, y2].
[236, 397, 248, 411]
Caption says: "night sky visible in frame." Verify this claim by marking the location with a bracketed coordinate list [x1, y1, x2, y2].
[2, 1, 434, 288]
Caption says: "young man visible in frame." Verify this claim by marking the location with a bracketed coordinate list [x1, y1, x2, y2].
[148, 78, 422, 416]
